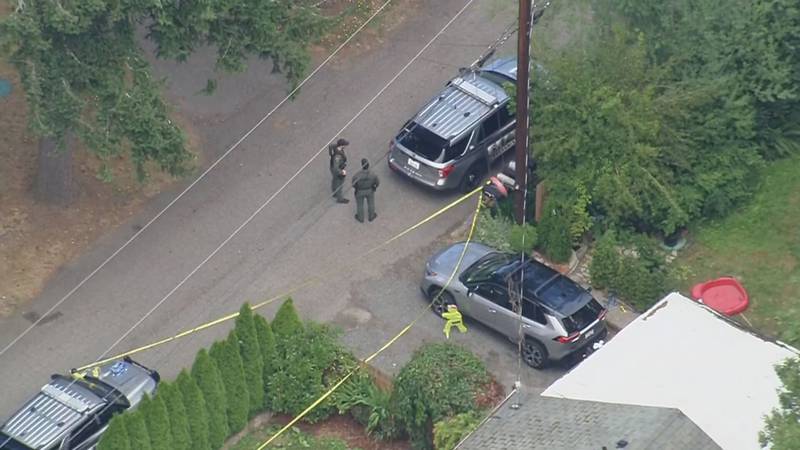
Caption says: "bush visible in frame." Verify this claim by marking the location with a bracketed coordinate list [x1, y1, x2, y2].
[537, 208, 572, 263]
[191, 348, 230, 449]
[272, 298, 304, 346]
[253, 313, 277, 409]
[210, 333, 250, 433]
[140, 394, 172, 450]
[234, 303, 265, 415]
[589, 232, 668, 310]
[589, 232, 621, 290]
[126, 410, 152, 450]
[176, 370, 211, 450]
[268, 322, 357, 422]
[157, 382, 191, 450]
[332, 371, 399, 440]
[474, 209, 512, 252]
[392, 343, 491, 450]
[509, 223, 537, 254]
[433, 410, 484, 450]
[97, 413, 129, 450]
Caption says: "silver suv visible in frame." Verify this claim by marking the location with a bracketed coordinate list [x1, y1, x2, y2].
[421, 243, 607, 368]
[388, 58, 517, 192]
[0, 357, 159, 450]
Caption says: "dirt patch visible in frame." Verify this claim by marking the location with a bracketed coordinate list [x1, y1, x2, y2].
[475, 378, 505, 409]
[276, 414, 411, 450]
[0, 58, 199, 316]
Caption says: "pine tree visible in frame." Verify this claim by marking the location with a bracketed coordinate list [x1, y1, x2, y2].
[254, 313, 278, 408]
[97, 413, 130, 450]
[271, 298, 303, 349]
[141, 393, 173, 450]
[126, 410, 152, 450]
[156, 382, 191, 450]
[176, 370, 211, 450]
[210, 333, 250, 433]
[234, 303, 264, 415]
[191, 348, 230, 449]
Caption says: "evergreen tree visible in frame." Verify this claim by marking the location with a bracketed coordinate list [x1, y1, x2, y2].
[0, 1, 330, 202]
[141, 394, 173, 450]
[176, 370, 211, 450]
[97, 413, 130, 450]
[125, 411, 152, 450]
[210, 333, 250, 433]
[254, 313, 278, 408]
[271, 298, 303, 348]
[761, 356, 800, 449]
[191, 348, 230, 449]
[234, 303, 265, 415]
[156, 382, 191, 450]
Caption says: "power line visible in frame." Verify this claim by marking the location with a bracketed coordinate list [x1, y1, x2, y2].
[0, 0, 397, 358]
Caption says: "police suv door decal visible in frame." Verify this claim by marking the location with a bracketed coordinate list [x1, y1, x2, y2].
[487, 129, 515, 162]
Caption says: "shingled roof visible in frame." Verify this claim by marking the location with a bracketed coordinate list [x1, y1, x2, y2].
[457, 393, 720, 450]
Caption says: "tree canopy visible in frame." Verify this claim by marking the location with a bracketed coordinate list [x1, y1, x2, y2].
[0, 0, 328, 181]
[761, 356, 800, 449]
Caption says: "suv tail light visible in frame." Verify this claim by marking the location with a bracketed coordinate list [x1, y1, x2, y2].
[438, 164, 455, 178]
[554, 332, 580, 344]
[598, 309, 607, 321]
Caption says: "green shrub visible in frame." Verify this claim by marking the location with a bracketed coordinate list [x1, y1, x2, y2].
[97, 413, 130, 450]
[509, 223, 537, 254]
[332, 371, 399, 440]
[140, 394, 172, 450]
[537, 208, 572, 263]
[392, 343, 491, 450]
[176, 370, 210, 450]
[589, 232, 668, 310]
[267, 322, 356, 423]
[474, 209, 512, 252]
[210, 333, 250, 433]
[126, 410, 152, 450]
[589, 232, 621, 290]
[191, 348, 230, 449]
[234, 303, 265, 415]
[272, 298, 304, 346]
[156, 382, 190, 450]
[433, 410, 484, 450]
[253, 313, 277, 409]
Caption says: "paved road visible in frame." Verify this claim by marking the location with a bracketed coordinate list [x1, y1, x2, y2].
[0, 0, 565, 417]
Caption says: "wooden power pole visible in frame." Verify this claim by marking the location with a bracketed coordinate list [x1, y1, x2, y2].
[514, 0, 533, 225]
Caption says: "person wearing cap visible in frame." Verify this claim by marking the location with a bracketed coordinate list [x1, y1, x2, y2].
[351, 158, 379, 222]
[329, 138, 350, 204]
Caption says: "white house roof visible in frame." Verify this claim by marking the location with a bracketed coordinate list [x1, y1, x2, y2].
[542, 292, 799, 450]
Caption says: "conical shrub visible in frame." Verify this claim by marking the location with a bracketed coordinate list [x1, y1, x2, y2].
[177, 370, 210, 450]
[126, 410, 152, 450]
[191, 348, 230, 449]
[271, 298, 303, 349]
[253, 313, 277, 408]
[97, 413, 130, 450]
[141, 393, 172, 450]
[157, 382, 190, 450]
[234, 303, 264, 415]
[210, 333, 249, 433]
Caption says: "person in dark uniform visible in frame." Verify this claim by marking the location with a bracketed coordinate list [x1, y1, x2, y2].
[352, 158, 379, 222]
[329, 138, 349, 204]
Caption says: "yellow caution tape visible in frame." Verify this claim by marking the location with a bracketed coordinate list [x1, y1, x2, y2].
[257, 192, 483, 449]
[78, 186, 483, 372]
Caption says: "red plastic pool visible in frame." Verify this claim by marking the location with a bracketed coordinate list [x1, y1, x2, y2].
[690, 277, 749, 316]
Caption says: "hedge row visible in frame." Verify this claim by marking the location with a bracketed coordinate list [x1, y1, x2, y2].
[97, 299, 356, 450]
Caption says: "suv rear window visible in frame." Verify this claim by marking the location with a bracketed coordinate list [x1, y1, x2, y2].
[562, 298, 603, 333]
[398, 124, 448, 161]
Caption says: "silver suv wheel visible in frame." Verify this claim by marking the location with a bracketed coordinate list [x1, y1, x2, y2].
[522, 338, 548, 369]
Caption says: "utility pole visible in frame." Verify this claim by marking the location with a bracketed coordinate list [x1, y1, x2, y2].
[514, 0, 533, 225]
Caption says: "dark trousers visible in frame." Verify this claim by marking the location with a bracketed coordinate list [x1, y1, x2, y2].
[355, 191, 376, 221]
[332, 176, 345, 200]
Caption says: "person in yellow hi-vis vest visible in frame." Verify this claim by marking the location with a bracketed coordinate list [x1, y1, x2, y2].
[442, 304, 467, 339]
